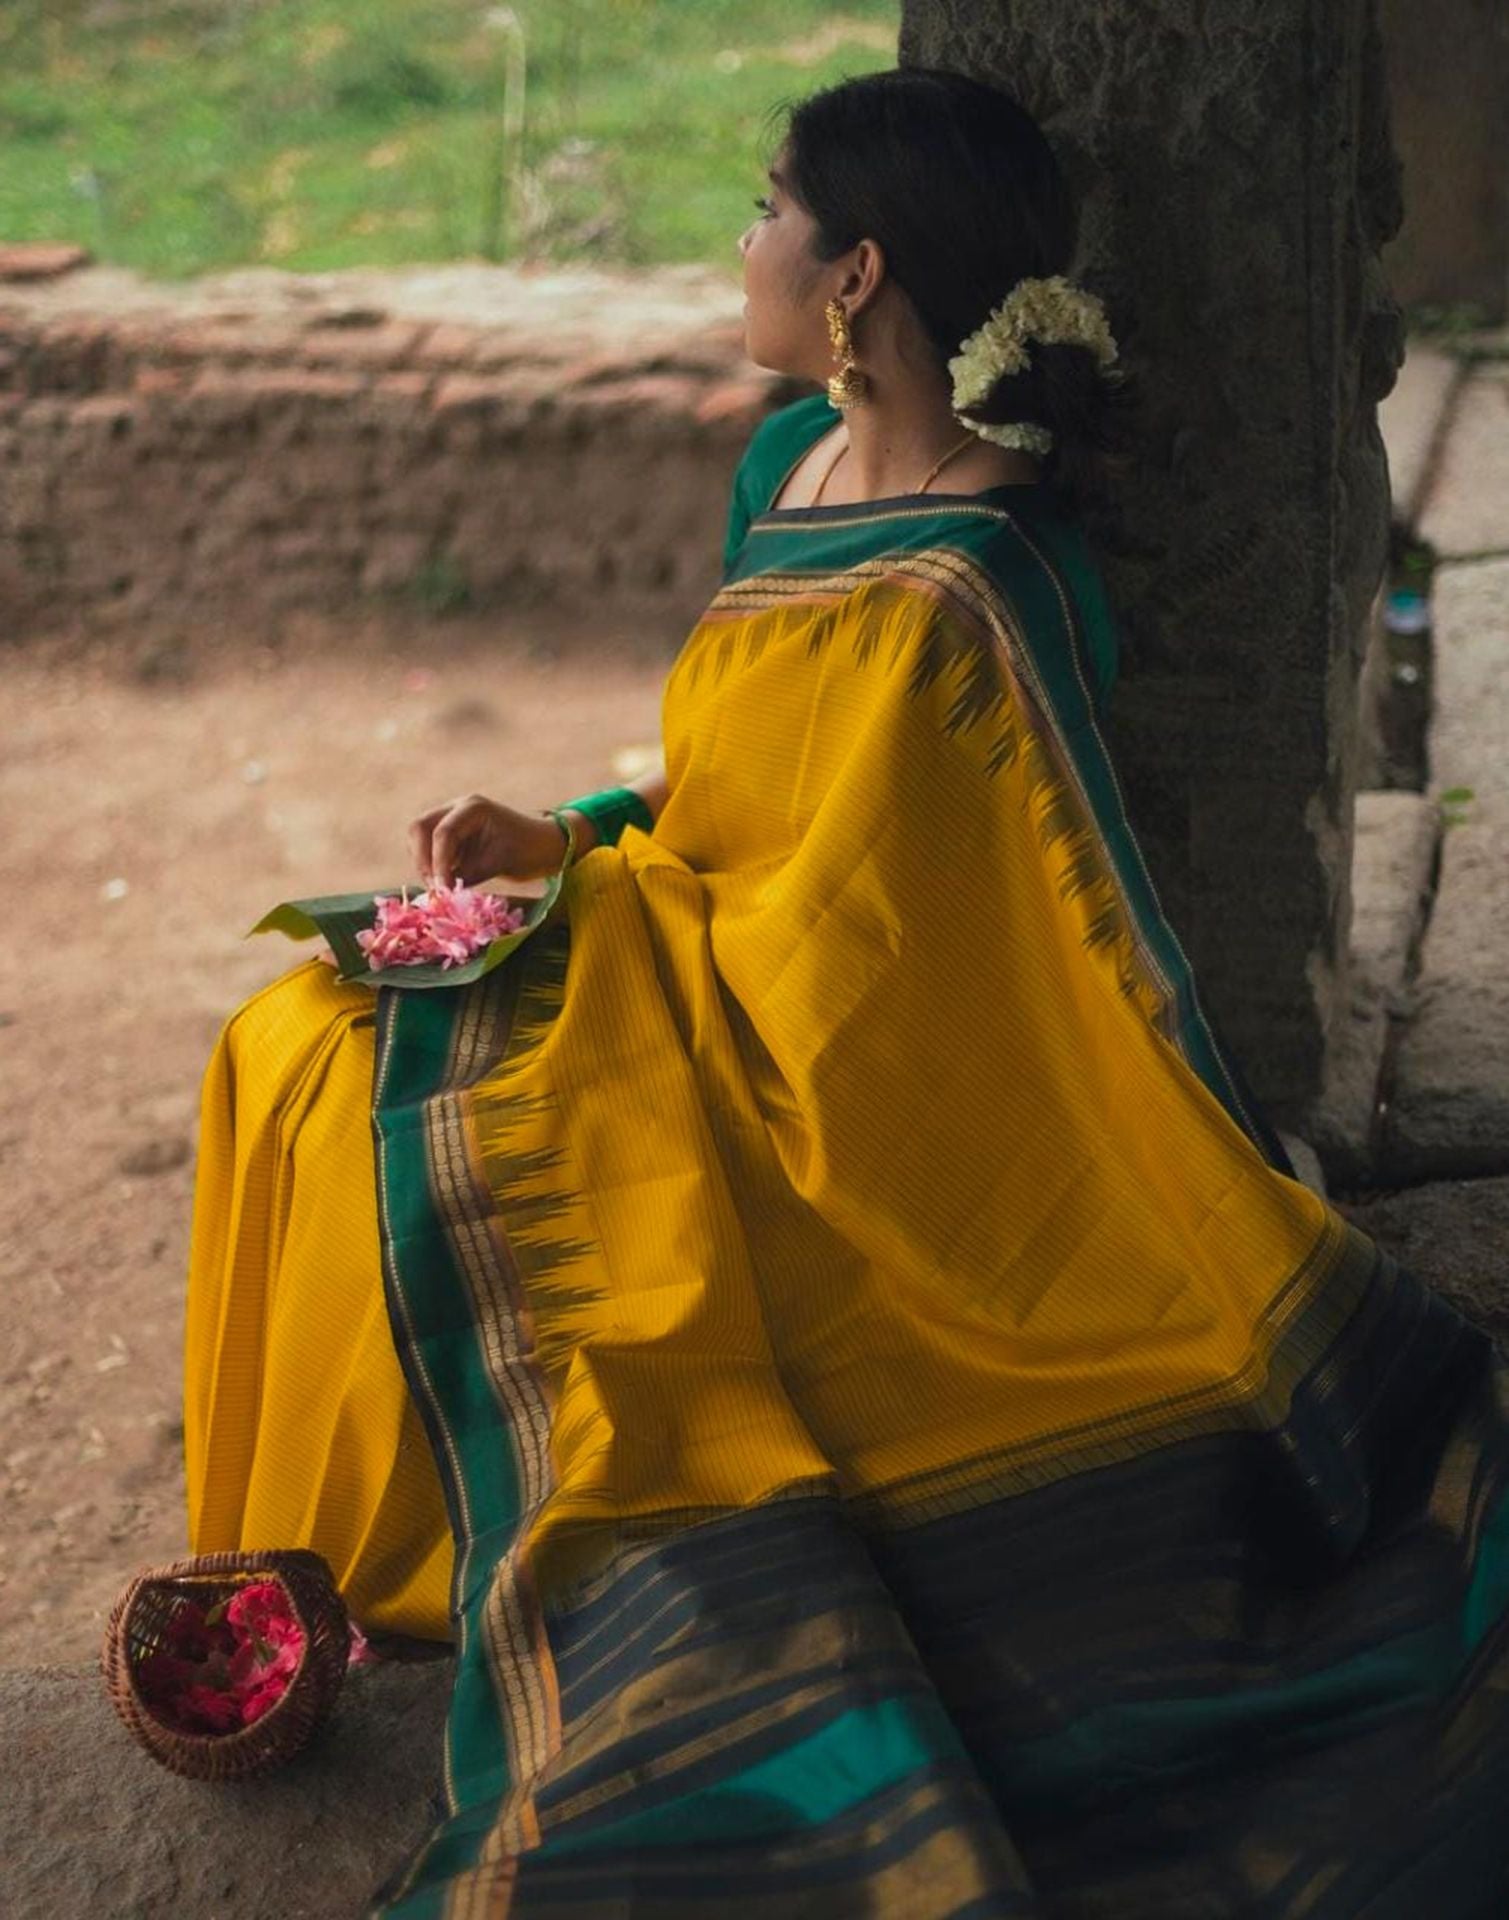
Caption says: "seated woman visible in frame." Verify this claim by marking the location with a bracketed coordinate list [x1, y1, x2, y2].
[182, 65, 1509, 1920]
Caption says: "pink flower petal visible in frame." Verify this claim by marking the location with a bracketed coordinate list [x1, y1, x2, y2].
[347, 1621, 380, 1666]
[238, 1677, 289, 1726]
[358, 881, 524, 971]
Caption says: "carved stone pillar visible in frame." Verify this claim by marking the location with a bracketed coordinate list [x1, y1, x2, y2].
[898, 0, 1406, 1121]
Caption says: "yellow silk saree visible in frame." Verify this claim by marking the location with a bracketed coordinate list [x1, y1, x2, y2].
[184, 393, 1509, 1917]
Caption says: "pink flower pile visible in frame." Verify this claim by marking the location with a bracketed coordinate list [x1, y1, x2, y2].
[136, 1581, 378, 1736]
[355, 879, 525, 972]
[137, 1580, 309, 1734]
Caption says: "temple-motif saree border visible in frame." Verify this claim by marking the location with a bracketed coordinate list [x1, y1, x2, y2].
[364, 490, 1509, 1916]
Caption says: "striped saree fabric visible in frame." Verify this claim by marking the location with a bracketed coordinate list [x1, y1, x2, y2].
[187, 395, 1509, 1917]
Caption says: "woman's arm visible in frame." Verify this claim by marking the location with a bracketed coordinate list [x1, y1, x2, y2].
[553, 763, 669, 860]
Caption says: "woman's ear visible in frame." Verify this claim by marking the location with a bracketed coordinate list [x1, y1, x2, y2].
[838, 237, 887, 316]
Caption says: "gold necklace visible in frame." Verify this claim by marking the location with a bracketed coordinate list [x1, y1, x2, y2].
[809, 427, 979, 508]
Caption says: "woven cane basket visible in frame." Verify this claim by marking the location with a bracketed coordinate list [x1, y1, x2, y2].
[101, 1548, 349, 1780]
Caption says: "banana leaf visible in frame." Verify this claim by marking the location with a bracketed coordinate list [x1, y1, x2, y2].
[245, 867, 567, 991]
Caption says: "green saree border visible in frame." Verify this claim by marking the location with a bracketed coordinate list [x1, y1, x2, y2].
[369, 914, 582, 1916]
[371, 969, 528, 1906]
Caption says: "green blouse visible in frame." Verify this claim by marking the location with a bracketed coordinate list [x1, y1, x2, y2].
[719, 391, 1121, 720]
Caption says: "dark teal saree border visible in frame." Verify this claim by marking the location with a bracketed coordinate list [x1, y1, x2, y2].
[368, 976, 516, 1914]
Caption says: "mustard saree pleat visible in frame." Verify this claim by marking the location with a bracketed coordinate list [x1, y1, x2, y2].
[183, 959, 453, 1638]
[347, 405, 1509, 1918]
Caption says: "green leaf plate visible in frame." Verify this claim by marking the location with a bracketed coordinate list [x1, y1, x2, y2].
[244, 867, 567, 991]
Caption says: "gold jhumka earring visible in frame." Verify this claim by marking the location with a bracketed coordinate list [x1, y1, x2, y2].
[825, 298, 869, 408]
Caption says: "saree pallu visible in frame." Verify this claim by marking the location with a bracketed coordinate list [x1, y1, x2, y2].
[185, 398, 1509, 1917]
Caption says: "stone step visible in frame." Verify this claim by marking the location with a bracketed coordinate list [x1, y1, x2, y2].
[1382, 794, 1509, 1179]
[1305, 791, 1439, 1186]
[1350, 340, 1465, 787]
[1418, 351, 1509, 559]
[1380, 551, 1509, 1180]
[1378, 340, 1469, 531]
[1335, 1174, 1509, 1350]
[2, 1657, 452, 1918]
[1429, 555, 1509, 798]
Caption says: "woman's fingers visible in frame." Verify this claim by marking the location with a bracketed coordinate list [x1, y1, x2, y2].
[428, 802, 468, 887]
[407, 803, 452, 885]
[409, 794, 511, 888]
[428, 794, 492, 888]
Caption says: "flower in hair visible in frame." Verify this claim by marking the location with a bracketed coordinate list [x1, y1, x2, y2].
[948, 274, 1119, 456]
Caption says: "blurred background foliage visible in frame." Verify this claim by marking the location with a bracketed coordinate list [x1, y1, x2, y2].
[0, 1, 897, 279]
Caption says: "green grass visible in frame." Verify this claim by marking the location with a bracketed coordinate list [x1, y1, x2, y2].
[0, 2, 898, 279]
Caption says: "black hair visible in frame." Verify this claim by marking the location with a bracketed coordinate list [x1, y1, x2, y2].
[763, 66, 1139, 521]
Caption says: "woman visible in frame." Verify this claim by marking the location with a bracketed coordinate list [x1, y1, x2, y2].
[183, 68, 1509, 1919]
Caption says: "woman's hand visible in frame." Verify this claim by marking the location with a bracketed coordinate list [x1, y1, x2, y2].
[312, 796, 565, 970]
[407, 793, 564, 888]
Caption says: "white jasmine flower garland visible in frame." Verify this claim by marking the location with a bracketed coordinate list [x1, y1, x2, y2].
[948, 273, 1119, 456]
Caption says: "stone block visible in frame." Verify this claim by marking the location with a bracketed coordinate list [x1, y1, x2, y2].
[563, 372, 705, 423]
[67, 395, 137, 436]
[1336, 1176, 1509, 1348]
[1383, 794, 1509, 1179]
[1304, 791, 1439, 1185]
[371, 371, 433, 403]
[412, 325, 525, 374]
[159, 317, 312, 365]
[1428, 556, 1509, 798]
[14, 396, 73, 435]
[208, 368, 367, 406]
[32, 314, 114, 390]
[131, 366, 190, 397]
[408, 322, 484, 367]
[300, 322, 426, 370]
[695, 378, 773, 427]
[0, 243, 91, 281]
[1276, 1132, 1328, 1200]
[1418, 372, 1509, 558]
[352, 373, 435, 434]
[1377, 342, 1465, 528]
[1, 1659, 451, 1919]
[429, 373, 510, 419]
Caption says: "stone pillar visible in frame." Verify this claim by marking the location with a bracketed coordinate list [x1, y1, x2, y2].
[1379, 0, 1509, 324]
[898, 0, 1406, 1124]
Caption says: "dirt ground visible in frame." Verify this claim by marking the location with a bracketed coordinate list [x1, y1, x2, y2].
[0, 604, 674, 1667]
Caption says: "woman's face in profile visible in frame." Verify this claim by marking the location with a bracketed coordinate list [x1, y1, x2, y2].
[738, 147, 825, 379]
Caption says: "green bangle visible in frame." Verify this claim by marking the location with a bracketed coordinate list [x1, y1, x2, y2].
[540, 806, 580, 872]
[555, 785, 656, 852]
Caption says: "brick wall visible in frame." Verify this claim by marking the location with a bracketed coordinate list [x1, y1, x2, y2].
[0, 258, 797, 637]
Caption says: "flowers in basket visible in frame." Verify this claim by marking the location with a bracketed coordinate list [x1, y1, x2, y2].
[136, 1579, 374, 1735]
[104, 1549, 364, 1779]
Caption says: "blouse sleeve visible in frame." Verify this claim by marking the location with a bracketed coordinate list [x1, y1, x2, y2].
[721, 456, 756, 579]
